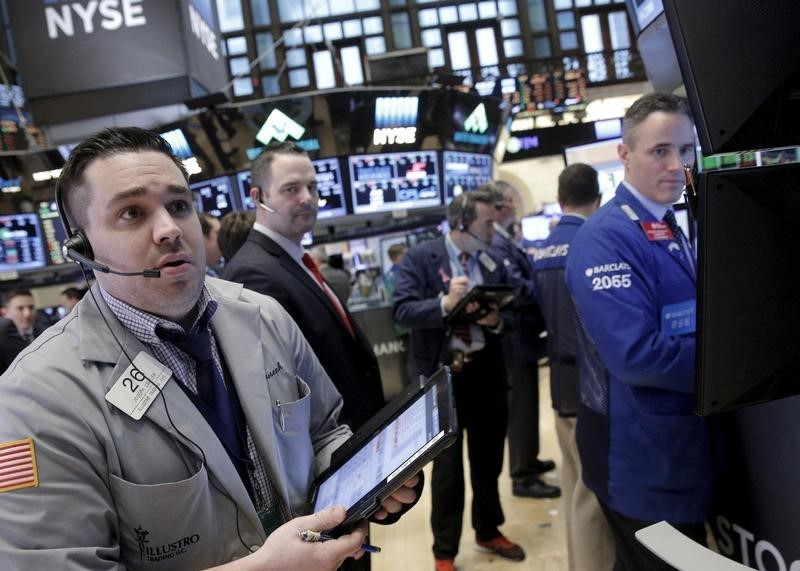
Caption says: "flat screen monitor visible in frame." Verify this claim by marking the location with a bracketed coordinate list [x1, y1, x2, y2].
[236, 158, 349, 220]
[520, 214, 553, 243]
[563, 138, 625, 206]
[0, 213, 47, 273]
[191, 176, 238, 218]
[159, 127, 194, 160]
[695, 163, 800, 415]
[348, 151, 441, 215]
[442, 151, 493, 205]
[37, 200, 69, 266]
[312, 157, 348, 220]
[628, 0, 664, 34]
[664, 0, 800, 154]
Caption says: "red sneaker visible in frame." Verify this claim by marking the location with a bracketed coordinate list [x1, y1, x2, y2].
[475, 535, 526, 561]
[434, 557, 457, 571]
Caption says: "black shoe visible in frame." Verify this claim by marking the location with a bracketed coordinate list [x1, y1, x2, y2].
[534, 459, 556, 475]
[512, 478, 561, 499]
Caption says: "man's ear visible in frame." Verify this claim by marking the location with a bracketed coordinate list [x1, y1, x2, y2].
[618, 142, 631, 168]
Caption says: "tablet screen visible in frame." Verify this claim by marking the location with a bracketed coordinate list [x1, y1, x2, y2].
[313, 384, 444, 512]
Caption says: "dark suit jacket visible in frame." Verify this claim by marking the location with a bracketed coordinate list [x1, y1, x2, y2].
[489, 231, 547, 363]
[392, 236, 509, 378]
[0, 318, 45, 375]
[223, 230, 385, 430]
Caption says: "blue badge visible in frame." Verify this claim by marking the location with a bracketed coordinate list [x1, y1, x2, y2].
[661, 300, 696, 335]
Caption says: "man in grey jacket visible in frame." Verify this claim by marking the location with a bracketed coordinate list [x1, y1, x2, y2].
[0, 127, 418, 571]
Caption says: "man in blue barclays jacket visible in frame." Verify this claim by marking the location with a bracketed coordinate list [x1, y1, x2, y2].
[488, 181, 560, 500]
[393, 190, 524, 571]
[531, 164, 613, 571]
[565, 93, 710, 570]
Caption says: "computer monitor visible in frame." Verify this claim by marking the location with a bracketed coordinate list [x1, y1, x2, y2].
[37, 200, 69, 266]
[442, 150, 493, 205]
[695, 163, 800, 415]
[348, 150, 441, 215]
[664, 0, 800, 154]
[190, 176, 238, 218]
[0, 213, 47, 272]
[563, 138, 625, 206]
[520, 214, 553, 243]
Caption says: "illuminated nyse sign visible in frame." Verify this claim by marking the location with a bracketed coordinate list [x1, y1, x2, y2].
[454, 103, 494, 146]
[44, 0, 147, 39]
[188, 1, 218, 60]
[373, 97, 419, 146]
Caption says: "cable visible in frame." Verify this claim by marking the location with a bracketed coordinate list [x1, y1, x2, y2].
[79, 267, 256, 554]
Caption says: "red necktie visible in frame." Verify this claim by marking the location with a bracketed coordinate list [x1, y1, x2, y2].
[302, 253, 355, 337]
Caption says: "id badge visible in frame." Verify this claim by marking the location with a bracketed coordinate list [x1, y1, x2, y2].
[661, 300, 696, 335]
[105, 352, 172, 420]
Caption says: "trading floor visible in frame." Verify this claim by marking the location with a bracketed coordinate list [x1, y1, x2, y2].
[373, 365, 568, 571]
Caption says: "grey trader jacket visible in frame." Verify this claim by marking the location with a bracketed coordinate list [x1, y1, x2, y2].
[0, 277, 351, 570]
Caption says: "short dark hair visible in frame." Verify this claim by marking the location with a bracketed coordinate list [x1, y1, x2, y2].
[60, 287, 86, 301]
[558, 163, 600, 207]
[1, 288, 33, 308]
[197, 212, 217, 237]
[250, 142, 308, 202]
[57, 127, 188, 230]
[387, 243, 407, 263]
[622, 92, 693, 147]
[218, 210, 256, 261]
[447, 188, 496, 230]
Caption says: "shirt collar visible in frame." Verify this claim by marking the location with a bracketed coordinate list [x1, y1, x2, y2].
[253, 222, 304, 263]
[100, 284, 218, 346]
[560, 212, 587, 221]
[622, 180, 672, 220]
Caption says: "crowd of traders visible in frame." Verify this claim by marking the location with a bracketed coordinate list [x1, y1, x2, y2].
[0, 91, 708, 571]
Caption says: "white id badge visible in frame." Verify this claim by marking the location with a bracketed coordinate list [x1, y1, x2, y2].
[478, 251, 497, 273]
[105, 352, 173, 420]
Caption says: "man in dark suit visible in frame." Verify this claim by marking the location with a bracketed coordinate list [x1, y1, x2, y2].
[489, 181, 560, 499]
[393, 190, 524, 571]
[222, 142, 385, 432]
[1, 289, 44, 375]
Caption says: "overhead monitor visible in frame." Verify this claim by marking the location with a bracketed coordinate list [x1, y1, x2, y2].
[312, 157, 348, 220]
[627, 0, 664, 34]
[0, 213, 47, 273]
[190, 176, 238, 218]
[442, 151, 493, 205]
[37, 200, 69, 266]
[520, 214, 553, 243]
[664, 0, 800, 154]
[696, 163, 800, 415]
[348, 150, 441, 215]
[235, 158, 349, 219]
[563, 138, 625, 206]
[159, 127, 194, 160]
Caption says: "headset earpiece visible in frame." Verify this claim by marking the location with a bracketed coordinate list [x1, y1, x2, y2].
[63, 229, 94, 261]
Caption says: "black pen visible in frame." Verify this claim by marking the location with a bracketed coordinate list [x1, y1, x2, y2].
[298, 529, 381, 553]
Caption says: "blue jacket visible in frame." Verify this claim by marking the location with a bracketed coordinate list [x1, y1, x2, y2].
[531, 214, 585, 416]
[489, 231, 546, 363]
[392, 236, 508, 379]
[565, 184, 711, 523]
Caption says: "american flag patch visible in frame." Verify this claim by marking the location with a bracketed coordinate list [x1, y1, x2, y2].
[0, 438, 38, 493]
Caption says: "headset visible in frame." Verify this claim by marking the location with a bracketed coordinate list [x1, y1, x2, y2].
[55, 179, 161, 278]
[450, 192, 492, 247]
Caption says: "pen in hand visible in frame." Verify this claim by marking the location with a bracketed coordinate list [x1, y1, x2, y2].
[299, 529, 381, 553]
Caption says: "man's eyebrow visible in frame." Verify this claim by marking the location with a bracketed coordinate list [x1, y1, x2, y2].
[106, 185, 190, 207]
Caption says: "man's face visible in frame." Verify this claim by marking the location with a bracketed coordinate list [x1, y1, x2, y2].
[204, 217, 222, 267]
[2, 294, 35, 332]
[60, 294, 78, 312]
[494, 194, 516, 227]
[251, 154, 318, 244]
[463, 202, 496, 253]
[619, 111, 695, 205]
[81, 151, 205, 322]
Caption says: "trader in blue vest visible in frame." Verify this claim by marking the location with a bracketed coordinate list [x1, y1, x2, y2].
[565, 93, 710, 570]
[531, 164, 613, 571]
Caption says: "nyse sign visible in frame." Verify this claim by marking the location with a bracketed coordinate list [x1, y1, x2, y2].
[372, 127, 417, 146]
[45, 0, 146, 39]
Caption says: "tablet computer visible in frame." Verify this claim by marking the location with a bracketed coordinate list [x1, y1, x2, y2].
[307, 367, 457, 535]
[445, 285, 515, 324]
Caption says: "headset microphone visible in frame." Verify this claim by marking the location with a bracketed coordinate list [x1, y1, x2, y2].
[63, 246, 161, 278]
[465, 229, 492, 247]
[258, 201, 276, 213]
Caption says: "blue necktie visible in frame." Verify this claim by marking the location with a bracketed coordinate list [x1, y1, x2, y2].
[663, 210, 695, 271]
[156, 323, 245, 472]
